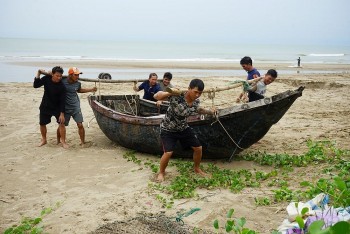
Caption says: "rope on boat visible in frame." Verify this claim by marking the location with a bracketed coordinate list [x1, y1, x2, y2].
[87, 116, 95, 128]
[227, 101, 268, 161]
[208, 78, 266, 160]
[125, 95, 136, 116]
[131, 82, 139, 116]
[211, 112, 244, 151]
[207, 88, 216, 107]
[98, 79, 101, 99]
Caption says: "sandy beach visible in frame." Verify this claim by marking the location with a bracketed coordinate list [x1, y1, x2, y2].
[0, 61, 349, 233]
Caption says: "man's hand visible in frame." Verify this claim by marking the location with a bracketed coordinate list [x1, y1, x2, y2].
[36, 69, 44, 78]
[133, 81, 138, 91]
[91, 87, 97, 92]
[37, 69, 51, 76]
[156, 100, 162, 107]
[58, 113, 65, 125]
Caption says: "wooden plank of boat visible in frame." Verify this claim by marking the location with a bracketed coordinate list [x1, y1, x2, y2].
[88, 87, 305, 160]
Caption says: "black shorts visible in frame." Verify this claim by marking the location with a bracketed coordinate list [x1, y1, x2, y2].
[39, 112, 60, 125]
[248, 91, 264, 102]
[160, 127, 201, 153]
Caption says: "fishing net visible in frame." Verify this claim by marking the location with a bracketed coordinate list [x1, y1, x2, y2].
[91, 212, 214, 234]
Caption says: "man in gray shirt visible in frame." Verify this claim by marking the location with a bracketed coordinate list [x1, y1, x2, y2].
[158, 72, 173, 91]
[61, 67, 97, 146]
[157, 72, 174, 106]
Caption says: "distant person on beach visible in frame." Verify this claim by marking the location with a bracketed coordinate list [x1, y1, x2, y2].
[133, 73, 160, 101]
[33, 66, 68, 148]
[60, 67, 97, 146]
[247, 69, 278, 102]
[156, 72, 174, 106]
[154, 79, 216, 182]
[297, 57, 301, 67]
[236, 56, 261, 102]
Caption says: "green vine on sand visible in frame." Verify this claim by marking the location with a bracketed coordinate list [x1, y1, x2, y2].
[123, 141, 349, 210]
[4, 202, 61, 234]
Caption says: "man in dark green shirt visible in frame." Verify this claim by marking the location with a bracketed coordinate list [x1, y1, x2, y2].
[154, 79, 216, 182]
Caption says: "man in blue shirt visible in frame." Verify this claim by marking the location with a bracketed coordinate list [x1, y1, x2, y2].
[236, 56, 261, 103]
[240, 56, 260, 80]
[133, 73, 160, 101]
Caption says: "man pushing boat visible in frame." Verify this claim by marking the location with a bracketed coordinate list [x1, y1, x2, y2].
[154, 79, 216, 182]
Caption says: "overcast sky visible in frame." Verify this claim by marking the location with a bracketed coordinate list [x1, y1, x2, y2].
[1, 0, 349, 45]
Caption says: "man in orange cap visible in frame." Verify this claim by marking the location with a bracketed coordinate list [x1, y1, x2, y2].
[60, 67, 97, 146]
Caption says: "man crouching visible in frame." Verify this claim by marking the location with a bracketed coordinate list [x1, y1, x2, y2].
[154, 79, 216, 182]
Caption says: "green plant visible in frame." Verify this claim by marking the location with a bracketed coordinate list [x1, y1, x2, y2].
[143, 159, 159, 173]
[273, 187, 302, 202]
[123, 151, 141, 165]
[213, 208, 257, 233]
[254, 197, 271, 206]
[287, 201, 350, 234]
[239, 140, 348, 168]
[307, 220, 350, 234]
[155, 194, 174, 209]
[293, 204, 309, 230]
[303, 177, 350, 208]
[4, 203, 60, 234]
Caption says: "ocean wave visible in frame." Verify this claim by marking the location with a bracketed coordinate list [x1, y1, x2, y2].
[308, 53, 345, 57]
[41, 55, 83, 59]
[0, 55, 240, 62]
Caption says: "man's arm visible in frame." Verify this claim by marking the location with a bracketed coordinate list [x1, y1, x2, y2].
[248, 84, 258, 92]
[59, 86, 66, 114]
[133, 81, 140, 91]
[33, 69, 47, 88]
[246, 77, 262, 92]
[153, 91, 172, 101]
[78, 87, 97, 93]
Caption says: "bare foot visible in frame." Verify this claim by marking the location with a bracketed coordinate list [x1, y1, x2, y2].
[157, 172, 165, 182]
[80, 141, 92, 148]
[194, 168, 209, 177]
[61, 142, 69, 149]
[38, 140, 47, 147]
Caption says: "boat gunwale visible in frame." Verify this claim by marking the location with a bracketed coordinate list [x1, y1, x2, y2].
[89, 87, 304, 126]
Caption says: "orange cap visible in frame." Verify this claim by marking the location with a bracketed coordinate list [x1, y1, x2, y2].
[68, 67, 83, 75]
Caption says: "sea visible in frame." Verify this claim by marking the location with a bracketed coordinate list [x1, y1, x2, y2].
[0, 37, 349, 82]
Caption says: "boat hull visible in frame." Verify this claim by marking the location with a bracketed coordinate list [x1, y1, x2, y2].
[88, 87, 304, 159]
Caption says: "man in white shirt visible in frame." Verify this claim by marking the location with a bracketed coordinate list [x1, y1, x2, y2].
[248, 69, 278, 102]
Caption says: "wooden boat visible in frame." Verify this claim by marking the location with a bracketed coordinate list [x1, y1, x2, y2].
[88, 86, 304, 159]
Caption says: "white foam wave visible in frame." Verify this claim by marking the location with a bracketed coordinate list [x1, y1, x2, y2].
[0, 55, 239, 62]
[308, 53, 345, 57]
[42, 55, 83, 59]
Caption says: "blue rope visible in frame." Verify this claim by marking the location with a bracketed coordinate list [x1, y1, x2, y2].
[175, 208, 201, 225]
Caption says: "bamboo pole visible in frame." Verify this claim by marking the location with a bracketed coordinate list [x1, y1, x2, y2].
[166, 77, 262, 94]
[78, 77, 149, 83]
[38, 70, 262, 93]
[37, 70, 149, 83]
